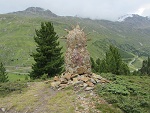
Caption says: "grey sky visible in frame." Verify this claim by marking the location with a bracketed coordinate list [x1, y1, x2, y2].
[0, 0, 150, 20]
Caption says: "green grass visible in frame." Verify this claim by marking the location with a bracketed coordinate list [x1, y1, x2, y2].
[48, 90, 75, 113]
[132, 58, 143, 69]
[96, 104, 122, 113]
[0, 81, 28, 97]
[8, 73, 29, 82]
[0, 82, 43, 112]
[96, 73, 150, 113]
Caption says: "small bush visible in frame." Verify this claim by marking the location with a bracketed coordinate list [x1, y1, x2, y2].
[119, 104, 134, 113]
[25, 75, 29, 81]
[96, 103, 122, 113]
[0, 81, 27, 97]
[0, 62, 8, 83]
[140, 101, 149, 107]
[41, 74, 48, 80]
[106, 83, 129, 95]
[96, 74, 150, 113]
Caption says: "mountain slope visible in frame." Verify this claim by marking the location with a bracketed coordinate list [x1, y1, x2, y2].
[0, 7, 150, 72]
[8, 7, 58, 18]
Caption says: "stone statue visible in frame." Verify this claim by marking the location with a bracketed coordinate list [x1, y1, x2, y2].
[65, 25, 91, 74]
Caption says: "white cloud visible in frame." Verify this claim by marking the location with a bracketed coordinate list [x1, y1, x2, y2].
[136, 8, 146, 15]
[135, 4, 150, 16]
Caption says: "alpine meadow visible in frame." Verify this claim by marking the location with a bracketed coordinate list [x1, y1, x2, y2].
[0, 7, 150, 113]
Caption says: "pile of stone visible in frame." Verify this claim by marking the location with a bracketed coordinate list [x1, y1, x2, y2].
[50, 73, 110, 91]
[51, 25, 109, 91]
[65, 25, 91, 75]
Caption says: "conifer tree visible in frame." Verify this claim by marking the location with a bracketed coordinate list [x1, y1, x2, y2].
[0, 62, 8, 83]
[99, 59, 107, 73]
[95, 58, 101, 72]
[30, 22, 64, 79]
[91, 45, 130, 75]
[148, 56, 150, 75]
[140, 60, 148, 75]
[103, 45, 129, 75]
[90, 57, 96, 72]
[139, 56, 150, 75]
[105, 45, 123, 74]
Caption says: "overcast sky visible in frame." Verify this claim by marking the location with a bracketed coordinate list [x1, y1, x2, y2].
[0, 0, 150, 21]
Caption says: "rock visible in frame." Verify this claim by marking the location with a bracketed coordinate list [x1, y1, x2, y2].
[104, 79, 110, 83]
[92, 73, 102, 80]
[51, 81, 61, 88]
[100, 79, 110, 83]
[72, 78, 79, 85]
[54, 76, 59, 81]
[64, 73, 71, 80]
[85, 87, 94, 91]
[95, 78, 101, 83]
[44, 80, 53, 84]
[86, 81, 94, 87]
[71, 74, 78, 79]
[90, 78, 97, 84]
[60, 78, 68, 84]
[34, 94, 38, 97]
[1, 108, 5, 112]
[83, 83, 88, 88]
[80, 76, 89, 82]
[77, 66, 85, 74]
[90, 92, 94, 96]
[67, 80, 72, 85]
[79, 83, 84, 87]
[59, 84, 67, 88]
[76, 81, 84, 86]
[86, 74, 90, 77]
[58, 87, 63, 90]
[68, 67, 74, 74]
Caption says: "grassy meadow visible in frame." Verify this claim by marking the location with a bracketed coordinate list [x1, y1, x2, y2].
[7, 73, 29, 82]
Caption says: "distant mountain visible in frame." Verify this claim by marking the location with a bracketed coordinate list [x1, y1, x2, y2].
[1, 7, 150, 72]
[8, 7, 58, 17]
[118, 14, 150, 28]
[118, 14, 134, 22]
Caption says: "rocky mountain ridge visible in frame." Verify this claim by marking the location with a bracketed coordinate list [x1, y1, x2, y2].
[118, 14, 150, 28]
[7, 7, 150, 22]
[8, 7, 58, 17]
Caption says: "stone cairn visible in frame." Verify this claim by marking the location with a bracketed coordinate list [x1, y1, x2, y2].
[50, 25, 109, 91]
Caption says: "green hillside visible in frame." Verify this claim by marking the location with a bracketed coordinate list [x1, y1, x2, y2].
[1, 8, 150, 73]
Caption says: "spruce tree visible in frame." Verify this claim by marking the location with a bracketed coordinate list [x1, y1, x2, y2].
[0, 62, 8, 83]
[139, 56, 150, 75]
[30, 22, 64, 79]
[105, 45, 129, 75]
[148, 56, 150, 75]
[100, 59, 107, 73]
[140, 60, 148, 75]
[90, 57, 96, 72]
[95, 58, 101, 72]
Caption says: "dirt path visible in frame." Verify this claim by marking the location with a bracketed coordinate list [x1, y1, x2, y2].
[0, 82, 107, 113]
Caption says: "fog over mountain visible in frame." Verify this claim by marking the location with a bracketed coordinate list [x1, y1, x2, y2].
[1, 0, 150, 21]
